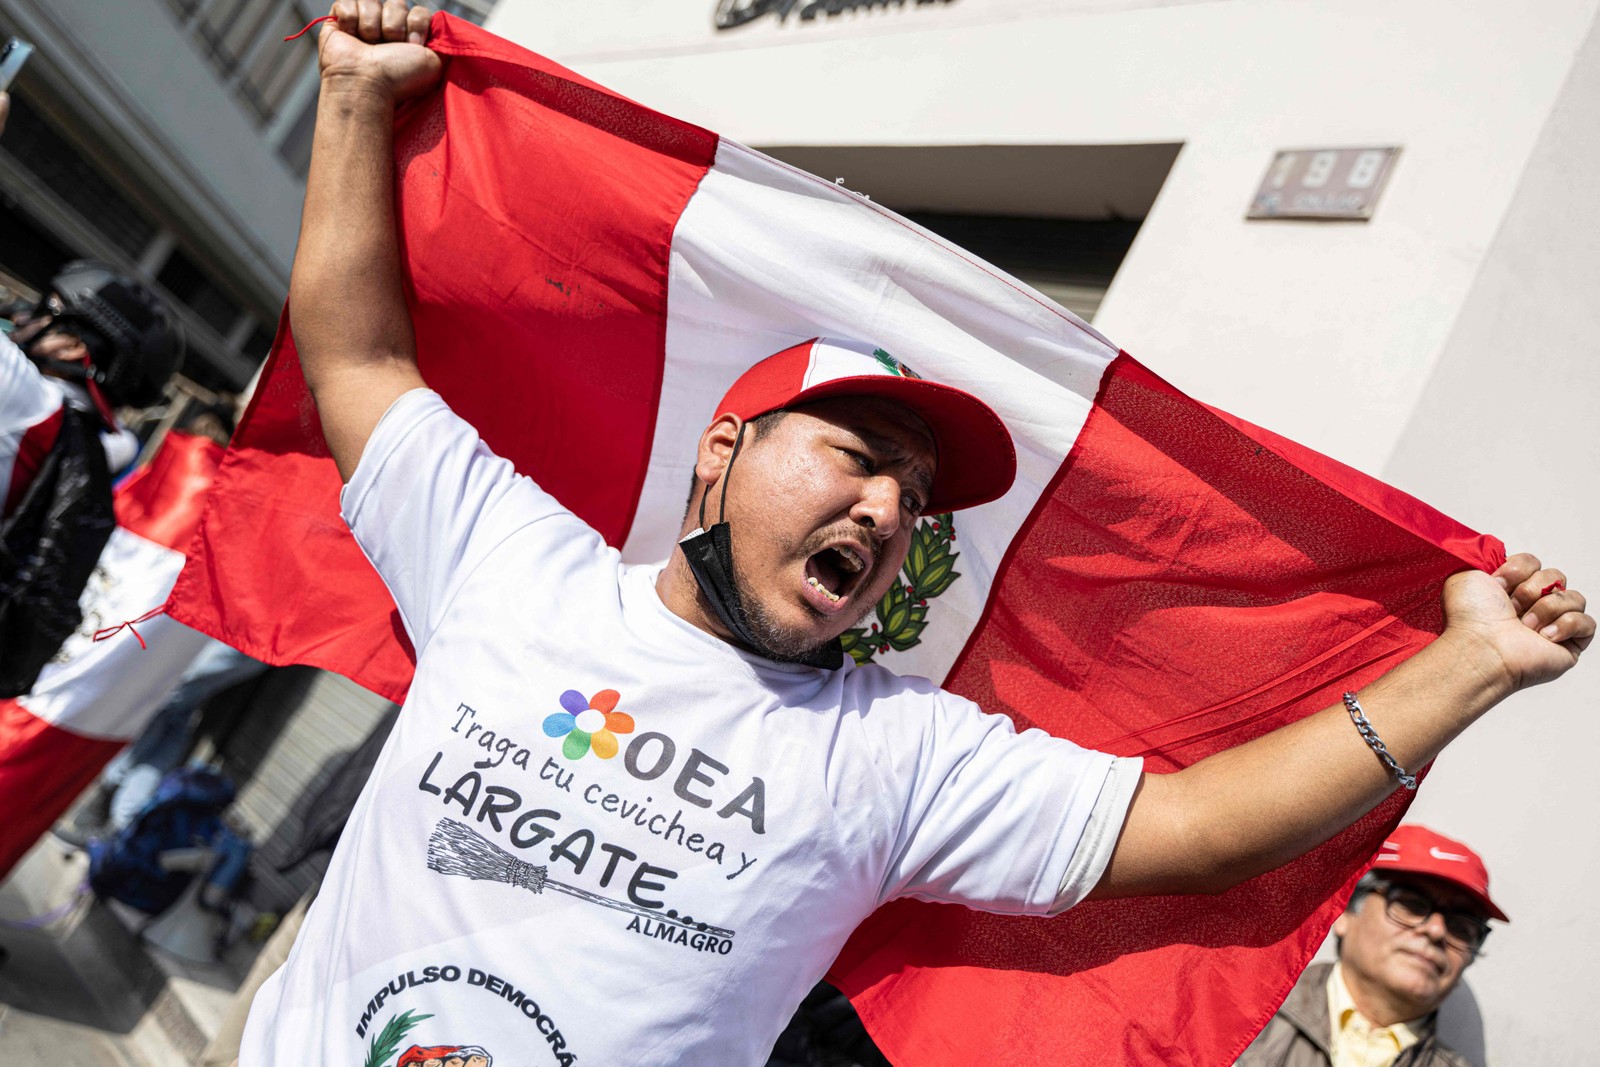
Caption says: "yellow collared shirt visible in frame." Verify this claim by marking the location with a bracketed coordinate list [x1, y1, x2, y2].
[1326, 963, 1430, 1067]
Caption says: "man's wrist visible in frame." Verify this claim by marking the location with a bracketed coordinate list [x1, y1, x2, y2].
[319, 70, 401, 115]
[1432, 625, 1519, 707]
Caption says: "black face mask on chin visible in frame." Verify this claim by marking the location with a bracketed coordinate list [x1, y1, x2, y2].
[677, 423, 845, 670]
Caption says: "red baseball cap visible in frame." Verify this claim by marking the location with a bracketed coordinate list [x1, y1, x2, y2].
[1372, 824, 1508, 922]
[713, 337, 1016, 513]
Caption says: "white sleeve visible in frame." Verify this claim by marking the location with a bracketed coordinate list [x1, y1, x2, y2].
[882, 689, 1142, 915]
[1051, 755, 1143, 912]
[0, 332, 65, 509]
[339, 388, 606, 654]
[0, 332, 61, 438]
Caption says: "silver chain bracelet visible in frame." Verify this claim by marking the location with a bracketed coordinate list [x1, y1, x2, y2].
[1342, 692, 1417, 790]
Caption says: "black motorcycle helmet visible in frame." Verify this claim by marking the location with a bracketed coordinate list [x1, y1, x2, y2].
[48, 260, 183, 408]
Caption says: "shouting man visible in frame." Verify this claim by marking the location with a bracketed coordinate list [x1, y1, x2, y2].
[237, 4, 1593, 1065]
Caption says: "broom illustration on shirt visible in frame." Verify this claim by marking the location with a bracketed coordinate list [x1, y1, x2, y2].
[426, 818, 737, 939]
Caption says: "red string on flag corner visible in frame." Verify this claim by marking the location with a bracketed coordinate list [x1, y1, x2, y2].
[285, 15, 334, 41]
[93, 606, 168, 650]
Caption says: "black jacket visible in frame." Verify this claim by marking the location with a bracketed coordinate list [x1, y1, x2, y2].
[0, 404, 115, 697]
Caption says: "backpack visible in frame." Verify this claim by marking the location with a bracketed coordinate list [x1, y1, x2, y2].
[87, 766, 239, 915]
[0, 404, 116, 697]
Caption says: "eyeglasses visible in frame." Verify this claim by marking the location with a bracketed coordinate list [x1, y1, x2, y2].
[1378, 883, 1490, 954]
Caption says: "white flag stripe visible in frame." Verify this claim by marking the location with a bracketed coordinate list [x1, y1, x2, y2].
[624, 138, 1117, 682]
[17, 528, 208, 739]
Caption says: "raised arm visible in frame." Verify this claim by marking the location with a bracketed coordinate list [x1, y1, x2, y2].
[292, 1, 438, 482]
[1090, 553, 1592, 898]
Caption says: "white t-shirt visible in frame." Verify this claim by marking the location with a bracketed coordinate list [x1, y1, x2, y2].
[0, 331, 138, 512]
[240, 389, 1141, 1067]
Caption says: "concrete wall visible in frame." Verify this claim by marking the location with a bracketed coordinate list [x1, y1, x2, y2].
[2, 0, 307, 311]
[491, 1, 1600, 1061]
[1373, 13, 1600, 1062]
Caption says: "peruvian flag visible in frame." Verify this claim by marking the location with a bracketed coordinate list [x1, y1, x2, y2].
[0, 432, 220, 878]
[167, 17, 1500, 1066]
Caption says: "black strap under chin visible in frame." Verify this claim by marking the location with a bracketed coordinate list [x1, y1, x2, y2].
[699, 421, 747, 532]
[682, 421, 842, 670]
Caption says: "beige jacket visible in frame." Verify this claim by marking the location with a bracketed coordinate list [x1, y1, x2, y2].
[1236, 964, 1473, 1067]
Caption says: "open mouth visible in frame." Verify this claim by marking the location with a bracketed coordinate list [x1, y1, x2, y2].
[803, 542, 871, 613]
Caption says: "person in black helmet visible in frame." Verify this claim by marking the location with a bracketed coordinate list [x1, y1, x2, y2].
[2, 261, 184, 509]
[0, 261, 183, 695]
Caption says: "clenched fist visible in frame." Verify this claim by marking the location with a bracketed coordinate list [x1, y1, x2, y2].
[1442, 552, 1592, 695]
[319, 0, 441, 103]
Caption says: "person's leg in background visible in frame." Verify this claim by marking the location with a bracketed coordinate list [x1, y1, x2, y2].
[198, 885, 316, 1067]
[106, 641, 269, 830]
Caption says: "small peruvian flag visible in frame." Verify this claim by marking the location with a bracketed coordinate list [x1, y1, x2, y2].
[0, 432, 220, 878]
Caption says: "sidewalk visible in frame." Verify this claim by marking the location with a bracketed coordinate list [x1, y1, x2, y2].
[0, 836, 252, 1066]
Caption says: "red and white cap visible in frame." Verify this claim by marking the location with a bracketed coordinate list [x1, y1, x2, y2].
[714, 337, 1016, 513]
[1372, 824, 1508, 922]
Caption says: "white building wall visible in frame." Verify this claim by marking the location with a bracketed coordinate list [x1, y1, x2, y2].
[1376, 13, 1600, 1062]
[495, 0, 1598, 473]
[490, 2, 1600, 1061]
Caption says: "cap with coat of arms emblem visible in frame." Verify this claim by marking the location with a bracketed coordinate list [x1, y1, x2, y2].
[713, 337, 1016, 513]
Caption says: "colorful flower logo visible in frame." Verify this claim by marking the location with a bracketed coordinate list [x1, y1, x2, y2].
[543, 689, 634, 760]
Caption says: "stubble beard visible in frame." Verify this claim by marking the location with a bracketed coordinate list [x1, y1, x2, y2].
[731, 529, 879, 665]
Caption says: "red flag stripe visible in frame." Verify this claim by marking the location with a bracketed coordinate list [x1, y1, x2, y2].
[113, 431, 223, 551]
[168, 21, 719, 696]
[831, 354, 1500, 1065]
[0, 699, 123, 876]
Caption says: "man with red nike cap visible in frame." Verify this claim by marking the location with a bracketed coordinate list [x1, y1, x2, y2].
[235, 5, 1594, 1065]
[1238, 824, 1503, 1067]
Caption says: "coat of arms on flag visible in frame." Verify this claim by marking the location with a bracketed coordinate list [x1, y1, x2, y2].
[841, 512, 960, 665]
